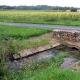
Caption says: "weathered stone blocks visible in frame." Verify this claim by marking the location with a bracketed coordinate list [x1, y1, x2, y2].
[53, 29, 80, 50]
[13, 42, 61, 59]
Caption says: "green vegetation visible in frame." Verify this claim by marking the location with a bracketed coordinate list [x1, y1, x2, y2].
[6, 52, 80, 80]
[0, 24, 52, 54]
[0, 11, 80, 26]
[0, 24, 52, 39]
[0, 24, 52, 80]
[5, 38, 51, 55]
[1, 10, 80, 80]
[71, 8, 77, 12]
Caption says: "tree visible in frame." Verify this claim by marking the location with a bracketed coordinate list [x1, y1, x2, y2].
[71, 8, 77, 12]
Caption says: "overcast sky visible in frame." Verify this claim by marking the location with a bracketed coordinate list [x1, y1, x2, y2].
[0, 0, 80, 8]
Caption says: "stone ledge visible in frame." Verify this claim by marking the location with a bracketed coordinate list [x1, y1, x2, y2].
[13, 54, 20, 60]
[13, 42, 61, 59]
[19, 49, 32, 57]
[37, 46, 45, 52]
[30, 48, 39, 53]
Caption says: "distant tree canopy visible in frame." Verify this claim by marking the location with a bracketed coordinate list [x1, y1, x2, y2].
[0, 5, 79, 11]
[70, 8, 77, 12]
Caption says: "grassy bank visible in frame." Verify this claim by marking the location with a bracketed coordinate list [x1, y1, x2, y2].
[0, 11, 80, 26]
[7, 52, 70, 80]
[0, 25, 52, 54]
[0, 24, 80, 80]
[0, 24, 52, 53]
[0, 24, 52, 80]
[0, 24, 52, 39]
[7, 52, 80, 80]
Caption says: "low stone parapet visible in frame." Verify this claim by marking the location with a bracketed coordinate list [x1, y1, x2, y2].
[53, 29, 80, 42]
[53, 29, 80, 50]
[13, 42, 61, 59]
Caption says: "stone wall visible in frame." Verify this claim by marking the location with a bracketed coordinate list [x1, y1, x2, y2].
[53, 29, 80, 50]
[53, 29, 80, 42]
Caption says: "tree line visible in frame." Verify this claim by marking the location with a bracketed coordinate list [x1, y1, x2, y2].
[0, 5, 79, 11]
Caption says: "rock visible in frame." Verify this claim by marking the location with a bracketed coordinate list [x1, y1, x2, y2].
[30, 48, 39, 53]
[63, 35, 70, 40]
[44, 45, 51, 49]
[38, 46, 45, 52]
[71, 61, 80, 70]
[13, 54, 20, 59]
[52, 43, 61, 48]
[19, 49, 32, 57]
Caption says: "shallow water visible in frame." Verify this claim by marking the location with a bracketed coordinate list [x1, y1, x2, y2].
[6, 47, 79, 71]
[6, 49, 59, 70]
[60, 57, 78, 69]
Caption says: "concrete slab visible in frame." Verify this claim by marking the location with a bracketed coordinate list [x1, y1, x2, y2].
[19, 49, 32, 57]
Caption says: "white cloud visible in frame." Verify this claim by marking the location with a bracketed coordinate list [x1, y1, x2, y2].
[0, 0, 80, 8]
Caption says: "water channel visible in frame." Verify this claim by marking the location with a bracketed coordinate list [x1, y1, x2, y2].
[6, 45, 79, 71]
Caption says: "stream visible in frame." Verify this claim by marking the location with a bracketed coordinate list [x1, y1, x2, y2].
[6, 45, 79, 71]
[6, 49, 59, 70]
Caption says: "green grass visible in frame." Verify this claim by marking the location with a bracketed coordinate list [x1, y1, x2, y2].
[0, 25, 52, 40]
[6, 52, 80, 80]
[1, 10, 80, 80]
[6, 38, 51, 54]
[7, 68, 80, 80]
[0, 25, 52, 55]
[0, 19, 80, 79]
[0, 24, 52, 79]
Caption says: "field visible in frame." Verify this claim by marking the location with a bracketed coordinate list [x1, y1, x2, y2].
[1, 10, 80, 80]
[0, 10, 80, 26]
